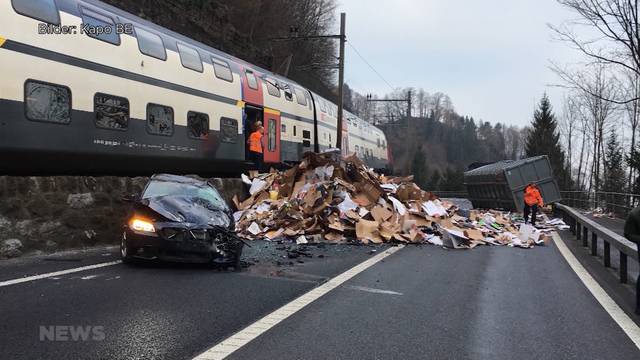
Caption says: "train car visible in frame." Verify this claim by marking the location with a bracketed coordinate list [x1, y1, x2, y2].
[0, 0, 388, 175]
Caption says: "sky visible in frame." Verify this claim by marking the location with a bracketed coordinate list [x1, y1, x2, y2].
[335, 0, 586, 127]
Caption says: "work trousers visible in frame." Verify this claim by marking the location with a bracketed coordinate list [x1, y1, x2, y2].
[523, 203, 538, 225]
[249, 151, 264, 172]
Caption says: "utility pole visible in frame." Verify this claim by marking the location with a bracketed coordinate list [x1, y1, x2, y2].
[269, 13, 347, 151]
[336, 13, 346, 151]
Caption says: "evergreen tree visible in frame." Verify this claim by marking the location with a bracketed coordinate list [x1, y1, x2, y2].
[427, 169, 442, 191]
[525, 94, 569, 188]
[440, 167, 465, 191]
[411, 150, 428, 189]
[626, 147, 640, 193]
[603, 131, 626, 192]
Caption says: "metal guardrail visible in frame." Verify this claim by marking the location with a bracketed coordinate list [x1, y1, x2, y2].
[560, 191, 640, 218]
[555, 203, 638, 285]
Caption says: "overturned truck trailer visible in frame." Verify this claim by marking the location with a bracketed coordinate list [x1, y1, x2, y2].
[463, 156, 562, 213]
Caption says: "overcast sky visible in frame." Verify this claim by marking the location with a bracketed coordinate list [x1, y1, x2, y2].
[335, 0, 585, 127]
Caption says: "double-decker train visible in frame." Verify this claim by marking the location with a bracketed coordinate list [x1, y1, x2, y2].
[0, 0, 390, 175]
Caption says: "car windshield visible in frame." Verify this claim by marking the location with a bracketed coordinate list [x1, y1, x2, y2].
[142, 180, 228, 211]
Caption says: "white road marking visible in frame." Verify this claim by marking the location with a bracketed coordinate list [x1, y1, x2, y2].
[193, 245, 405, 360]
[345, 285, 403, 295]
[0, 261, 121, 287]
[552, 232, 640, 350]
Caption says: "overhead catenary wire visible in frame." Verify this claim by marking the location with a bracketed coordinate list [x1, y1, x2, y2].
[347, 41, 396, 92]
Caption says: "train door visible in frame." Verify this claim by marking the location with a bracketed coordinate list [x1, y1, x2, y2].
[244, 105, 263, 161]
[263, 109, 281, 164]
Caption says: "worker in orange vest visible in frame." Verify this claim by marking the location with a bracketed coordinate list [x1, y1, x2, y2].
[247, 122, 264, 172]
[523, 183, 544, 225]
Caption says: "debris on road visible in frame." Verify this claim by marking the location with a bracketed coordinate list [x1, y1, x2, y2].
[234, 152, 568, 249]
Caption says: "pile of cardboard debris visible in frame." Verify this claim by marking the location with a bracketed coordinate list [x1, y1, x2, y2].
[233, 152, 567, 249]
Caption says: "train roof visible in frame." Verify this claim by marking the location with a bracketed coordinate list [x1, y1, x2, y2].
[58, 0, 304, 88]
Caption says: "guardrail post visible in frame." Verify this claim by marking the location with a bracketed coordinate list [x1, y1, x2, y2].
[576, 222, 582, 242]
[582, 227, 588, 248]
[591, 232, 597, 256]
[620, 252, 628, 284]
[603, 241, 610, 267]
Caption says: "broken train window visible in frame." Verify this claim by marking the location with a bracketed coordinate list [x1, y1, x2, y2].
[25, 80, 71, 124]
[220, 117, 238, 143]
[94, 93, 128, 130]
[188, 111, 209, 140]
[146, 103, 174, 136]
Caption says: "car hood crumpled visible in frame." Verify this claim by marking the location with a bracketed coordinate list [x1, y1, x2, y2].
[142, 195, 231, 228]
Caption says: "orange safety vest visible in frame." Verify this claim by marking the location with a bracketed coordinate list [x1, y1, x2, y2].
[524, 185, 544, 207]
[249, 131, 263, 153]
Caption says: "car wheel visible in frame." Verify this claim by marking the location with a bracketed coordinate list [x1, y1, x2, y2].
[120, 231, 136, 264]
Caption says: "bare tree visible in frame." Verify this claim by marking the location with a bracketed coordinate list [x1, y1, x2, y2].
[560, 95, 580, 181]
[556, 64, 619, 191]
[551, 0, 640, 104]
[623, 70, 640, 189]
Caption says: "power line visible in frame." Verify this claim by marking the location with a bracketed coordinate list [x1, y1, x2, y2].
[347, 41, 395, 92]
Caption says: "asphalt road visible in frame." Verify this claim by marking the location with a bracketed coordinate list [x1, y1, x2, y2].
[1, 238, 639, 360]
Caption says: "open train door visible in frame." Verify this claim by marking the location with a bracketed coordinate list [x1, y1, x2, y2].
[263, 108, 281, 164]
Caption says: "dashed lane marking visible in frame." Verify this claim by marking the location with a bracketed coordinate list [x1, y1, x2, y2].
[552, 232, 640, 350]
[193, 245, 405, 360]
[0, 261, 122, 287]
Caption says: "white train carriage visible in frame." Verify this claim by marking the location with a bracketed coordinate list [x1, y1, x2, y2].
[0, 0, 389, 175]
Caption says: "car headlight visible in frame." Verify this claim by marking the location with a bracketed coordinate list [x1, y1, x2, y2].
[130, 218, 155, 233]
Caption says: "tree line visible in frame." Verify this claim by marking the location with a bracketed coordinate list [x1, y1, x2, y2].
[343, 86, 529, 191]
[549, 0, 640, 194]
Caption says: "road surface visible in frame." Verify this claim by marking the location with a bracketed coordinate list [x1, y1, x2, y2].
[0, 236, 639, 360]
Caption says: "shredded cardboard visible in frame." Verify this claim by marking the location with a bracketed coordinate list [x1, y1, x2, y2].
[234, 152, 568, 249]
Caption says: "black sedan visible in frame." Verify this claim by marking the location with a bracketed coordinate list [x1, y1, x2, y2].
[121, 174, 244, 268]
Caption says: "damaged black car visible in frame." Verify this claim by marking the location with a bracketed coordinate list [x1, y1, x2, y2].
[121, 174, 244, 268]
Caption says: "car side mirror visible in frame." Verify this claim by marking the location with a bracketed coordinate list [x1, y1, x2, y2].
[121, 193, 138, 203]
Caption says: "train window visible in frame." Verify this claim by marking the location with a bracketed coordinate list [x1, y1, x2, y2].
[266, 80, 280, 97]
[24, 80, 71, 124]
[212, 57, 233, 82]
[283, 84, 293, 101]
[245, 70, 258, 90]
[80, 8, 119, 45]
[293, 126, 297, 137]
[376, 138, 380, 147]
[187, 111, 209, 140]
[302, 130, 311, 139]
[329, 133, 332, 143]
[136, 27, 166, 61]
[177, 43, 203, 72]
[220, 117, 238, 143]
[294, 88, 307, 106]
[146, 103, 173, 136]
[281, 124, 286, 133]
[94, 93, 128, 130]
[268, 119, 276, 151]
[12, 0, 60, 25]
